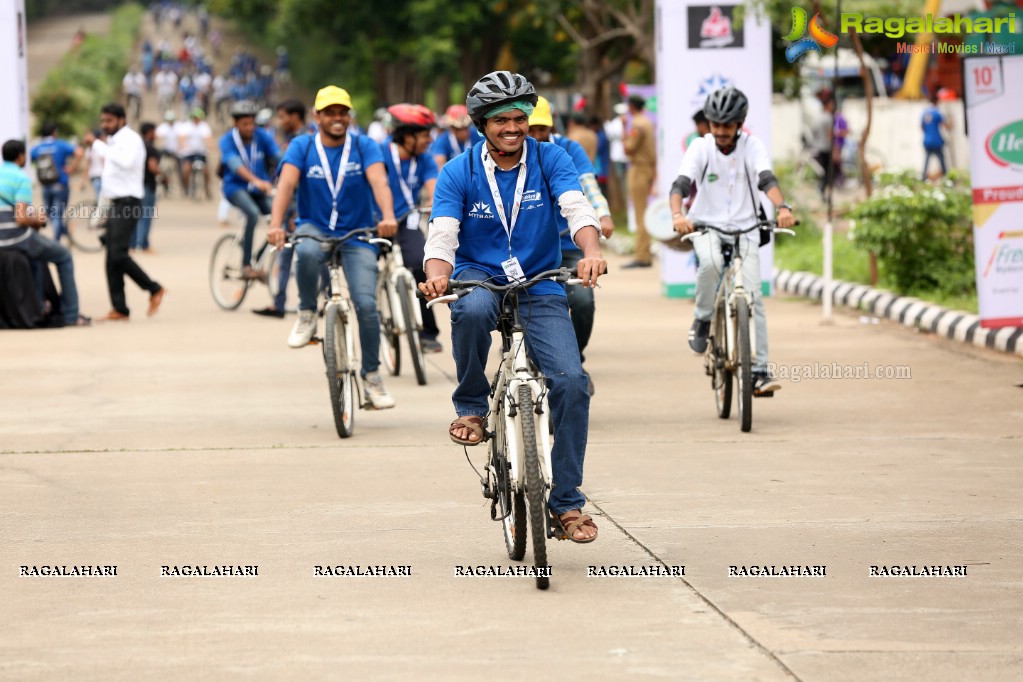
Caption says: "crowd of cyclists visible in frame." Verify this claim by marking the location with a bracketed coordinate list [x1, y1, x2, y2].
[15, 2, 798, 545]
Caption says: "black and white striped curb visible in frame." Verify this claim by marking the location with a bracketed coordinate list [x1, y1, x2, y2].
[774, 270, 1023, 358]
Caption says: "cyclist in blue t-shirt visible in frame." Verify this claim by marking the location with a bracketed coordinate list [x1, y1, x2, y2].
[380, 104, 443, 353]
[267, 85, 399, 410]
[30, 122, 80, 243]
[219, 100, 281, 280]
[527, 96, 614, 395]
[429, 105, 483, 172]
[420, 72, 607, 543]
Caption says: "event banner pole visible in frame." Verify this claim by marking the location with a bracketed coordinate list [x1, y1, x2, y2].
[654, 0, 773, 299]
[963, 54, 1023, 329]
[0, 0, 30, 143]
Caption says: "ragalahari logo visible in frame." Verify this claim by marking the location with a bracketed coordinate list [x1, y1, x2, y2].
[784, 7, 839, 62]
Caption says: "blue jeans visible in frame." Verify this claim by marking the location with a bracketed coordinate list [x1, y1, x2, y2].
[43, 184, 70, 243]
[559, 249, 595, 362]
[131, 186, 157, 250]
[294, 224, 381, 376]
[8, 229, 80, 324]
[922, 146, 946, 179]
[226, 188, 272, 267]
[450, 268, 589, 514]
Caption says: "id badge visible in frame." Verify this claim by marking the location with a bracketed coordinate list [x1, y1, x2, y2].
[329, 207, 338, 229]
[406, 211, 420, 231]
[501, 256, 526, 282]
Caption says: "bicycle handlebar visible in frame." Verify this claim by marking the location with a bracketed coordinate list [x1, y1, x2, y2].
[284, 227, 377, 249]
[417, 267, 592, 309]
[679, 220, 799, 243]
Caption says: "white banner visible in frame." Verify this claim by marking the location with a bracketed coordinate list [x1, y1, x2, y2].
[964, 55, 1023, 329]
[654, 1, 774, 298]
[0, 0, 30, 144]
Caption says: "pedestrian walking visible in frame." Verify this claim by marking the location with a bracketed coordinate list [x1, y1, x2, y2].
[622, 95, 656, 268]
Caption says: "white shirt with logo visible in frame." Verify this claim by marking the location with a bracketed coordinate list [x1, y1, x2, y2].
[677, 132, 772, 232]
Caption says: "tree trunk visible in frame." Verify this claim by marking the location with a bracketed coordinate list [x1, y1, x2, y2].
[850, 28, 878, 285]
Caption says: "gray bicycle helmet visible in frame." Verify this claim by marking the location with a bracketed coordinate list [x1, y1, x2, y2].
[230, 99, 259, 119]
[466, 71, 538, 129]
[704, 87, 748, 124]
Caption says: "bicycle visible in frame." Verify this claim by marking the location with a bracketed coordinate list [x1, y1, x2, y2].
[67, 201, 106, 253]
[680, 220, 795, 433]
[289, 228, 391, 439]
[377, 209, 427, 386]
[186, 157, 210, 201]
[423, 267, 587, 591]
[208, 216, 280, 310]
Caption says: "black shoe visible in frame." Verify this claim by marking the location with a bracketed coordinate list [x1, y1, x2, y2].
[752, 372, 781, 396]
[688, 319, 711, 354]
[253, 307, 285, 318]
[621, 260, 653, 269]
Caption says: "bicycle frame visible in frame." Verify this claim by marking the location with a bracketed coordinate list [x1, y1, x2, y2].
[490, 303, 553, 499]
[377, 237, 421, 336]
[713, 235, 756, 375]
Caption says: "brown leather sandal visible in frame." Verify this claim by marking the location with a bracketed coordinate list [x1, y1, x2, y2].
[551, 510, 598, 543]
[449, 416, 486, 446]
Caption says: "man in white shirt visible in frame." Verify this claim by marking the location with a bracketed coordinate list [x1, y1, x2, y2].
[98, 103, 165, 321]
[178, 108, 213, 200]
[670, 87, 795, 396]
[79, 129, 107, 202]
[155, 110, 183, 195]
[604, 103, 629, 206]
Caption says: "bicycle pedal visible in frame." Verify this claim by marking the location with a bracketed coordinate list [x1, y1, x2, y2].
[308, 337, 322, 345]
[754, 391, 775, 398]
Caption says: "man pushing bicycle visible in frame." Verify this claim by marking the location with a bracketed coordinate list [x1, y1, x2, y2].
[669, 87, 795, 397]
[419, 71, 607, 543]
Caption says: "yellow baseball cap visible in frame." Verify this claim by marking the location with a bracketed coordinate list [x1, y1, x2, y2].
[314, 85, 353, 112]
[529, 96, 554, 128]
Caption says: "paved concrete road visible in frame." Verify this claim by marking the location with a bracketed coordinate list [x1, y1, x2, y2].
[4, 13, 1022, 682]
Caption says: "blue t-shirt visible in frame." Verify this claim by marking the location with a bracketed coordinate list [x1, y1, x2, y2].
[282, 132, 383, 249]
[30, 138, 76, 186]
[429, 128, 484, 163]
[550, 134, 595, 252]
[219, 127, 280, 198]
[0, 161, 33, 238]
[921, 106, 945, 150]
[431, 137, 581, 296]
[380, 142, 439, 219]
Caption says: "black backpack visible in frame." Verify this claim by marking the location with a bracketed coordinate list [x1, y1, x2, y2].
[36, 153, 60, 185]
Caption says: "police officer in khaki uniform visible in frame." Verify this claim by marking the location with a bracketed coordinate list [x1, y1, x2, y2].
[623, 94, 656, 268]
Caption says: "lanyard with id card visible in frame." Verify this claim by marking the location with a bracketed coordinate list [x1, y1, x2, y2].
[482, 145, 529, 282]
[390, 143, 420, 231]
[315, 133, 352, 230]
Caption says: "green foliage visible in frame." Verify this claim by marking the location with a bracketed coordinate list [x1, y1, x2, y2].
[848, 171, 975, 297]
[30, 3, 144, 136]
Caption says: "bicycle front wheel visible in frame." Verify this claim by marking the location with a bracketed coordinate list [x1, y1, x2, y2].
[260, 243, 281, 302]
[735, 298, 753, 433]
[378, 282, 400, 376]
[712, 301, 732, 419]
[209, 233, 249, 310]
[519, 384, 549, 590]
[493, 414, 526, 561]
[324, 303, 355, 438]
[398, 275, 427, 386]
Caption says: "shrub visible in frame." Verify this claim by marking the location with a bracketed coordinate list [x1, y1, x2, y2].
[848, 170, 975, 298]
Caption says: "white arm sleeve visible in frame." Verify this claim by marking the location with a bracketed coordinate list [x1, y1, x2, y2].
[558, 190, 600, 243]
[423, 216, 461, 268]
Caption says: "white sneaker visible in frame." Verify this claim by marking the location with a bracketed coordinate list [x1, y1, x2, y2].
[287, 310, 317, 348]
[363, 370, 396, 409]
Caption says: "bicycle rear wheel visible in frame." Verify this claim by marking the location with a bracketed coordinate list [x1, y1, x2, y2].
[519, 384, 549, 590]
[324, 303, 355, 438]
[398, 275, 427, 385]
[493, 413, 526, 561]
[209, 233, 249, 310]
[377, 282, 400, 376]
[735, 298, 753, 433]
[712, 301, 732, 419]
[68, 207, 105, 253]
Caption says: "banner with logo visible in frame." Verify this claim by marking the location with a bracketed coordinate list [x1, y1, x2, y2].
[0, 0, 29, 144]
[964, 55, 1023, 329]
[654, 1, 774, 298]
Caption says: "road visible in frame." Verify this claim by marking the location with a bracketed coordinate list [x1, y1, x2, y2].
[2, 11, 1021, 682]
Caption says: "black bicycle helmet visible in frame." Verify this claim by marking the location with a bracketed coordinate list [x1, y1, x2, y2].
[230, 100, 259, 119]
[466, 71, 538, 129]
[704, 87, 748, 124]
